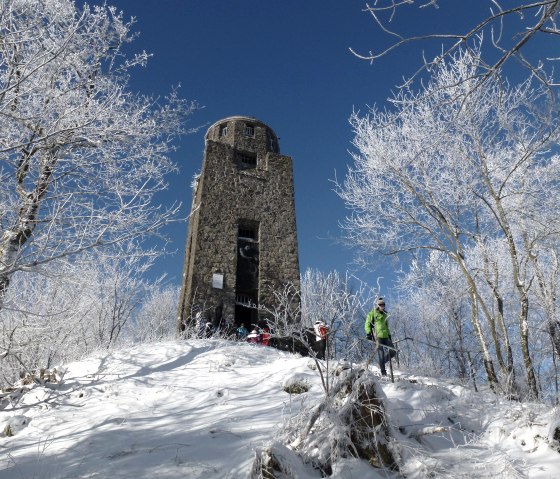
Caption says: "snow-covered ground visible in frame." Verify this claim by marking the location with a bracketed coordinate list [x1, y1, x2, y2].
[1, 340, 559, 478]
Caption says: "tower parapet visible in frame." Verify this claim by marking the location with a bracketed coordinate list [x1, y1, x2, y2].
[205, 116, 280, 155]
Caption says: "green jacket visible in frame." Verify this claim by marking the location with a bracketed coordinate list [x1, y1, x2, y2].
[365, 308, 390, 339]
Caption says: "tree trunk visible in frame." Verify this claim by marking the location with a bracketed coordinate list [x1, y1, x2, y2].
[468, 289, 499, 391]
[0, 275, 10, 307]
[530, 248, 560, 359]
[0, 150, 57, 309]
[455, 251, 500, 391]
[481, 170, 539, 399]
[520, 294, 539, 399]
[484, 257, 518, 397]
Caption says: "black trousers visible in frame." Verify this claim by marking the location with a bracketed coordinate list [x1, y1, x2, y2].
[315, 339, 327, 359]
[377, 337, 396, 375]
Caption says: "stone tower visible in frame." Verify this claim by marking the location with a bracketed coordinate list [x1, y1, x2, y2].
[178, 116, 300, 332]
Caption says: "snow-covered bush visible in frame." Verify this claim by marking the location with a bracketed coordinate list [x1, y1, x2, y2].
[259, 367, 398, 476]
[0, 247, 168, 387]
[282, 373, 312, 395]
[123, 285, 179, 343]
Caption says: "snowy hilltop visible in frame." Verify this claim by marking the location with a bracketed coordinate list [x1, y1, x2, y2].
[1, 340, 560, 478]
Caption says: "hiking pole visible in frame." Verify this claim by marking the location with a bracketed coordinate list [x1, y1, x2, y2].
[388, 354, 394, 383]
[393, 337, 414, 368]
[360, 337, 398, 382]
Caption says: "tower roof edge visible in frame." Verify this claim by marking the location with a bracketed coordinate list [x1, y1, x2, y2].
[205, 115, 278, 139]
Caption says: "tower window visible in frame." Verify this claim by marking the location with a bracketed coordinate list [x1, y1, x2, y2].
[235, 293, 256, 307]
[219, 124, 228, 137]
[245, 125, 255, 137]
[236, 151, 257, 169]
[238, 224, 257, 240]
[237, 220, 259, 301]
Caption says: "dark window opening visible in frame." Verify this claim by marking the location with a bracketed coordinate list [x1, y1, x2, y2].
[236, 293, 257, 307]
[219, 124, 228, 137]
[235, 302, 258, 328]
[238, 225, 257, 240]
[237, 151, 257, 169]
[236, 240, 259, 290]
[236, 220, 259, 325]
[245, 125, 255, 137]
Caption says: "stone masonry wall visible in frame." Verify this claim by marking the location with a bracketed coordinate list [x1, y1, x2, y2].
[178, 116, 300, 331]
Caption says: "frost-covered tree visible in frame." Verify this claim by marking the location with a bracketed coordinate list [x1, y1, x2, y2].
[0, 261, 87, 385]
[0, 0, 196, 306]
[395, 254, 481, 385]
[264, 269, 378, 363]
[339, 47, 560, 398]
[353, 1, 560, 88]
[529, 248, 560, 360]
[259, 270, 379, 394]
[300, 269, 378, 362]
[125, 284, 179, 343]
[0, 242, 160, 386]
[84, 244, 154, 349]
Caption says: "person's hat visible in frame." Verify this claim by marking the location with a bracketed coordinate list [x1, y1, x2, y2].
[376, 298, 385, 306]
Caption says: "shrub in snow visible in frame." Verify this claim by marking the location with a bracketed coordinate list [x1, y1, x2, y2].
[1, 415, 30, 437]
[19, 368, 64, 386]
[349, 377, 396, 469]
[251, 442, 300, 479]
[270, 368, 398, 475]
[548, 417, 560, 452]
[282, 374, 311, 395]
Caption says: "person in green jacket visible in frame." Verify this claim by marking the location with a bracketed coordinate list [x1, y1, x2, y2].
[365, 297, 396, 376]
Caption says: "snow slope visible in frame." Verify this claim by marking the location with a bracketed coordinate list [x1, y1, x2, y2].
[1, 340, 559, 478]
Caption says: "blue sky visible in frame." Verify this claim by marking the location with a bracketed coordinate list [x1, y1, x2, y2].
[104, 1, 496, 293]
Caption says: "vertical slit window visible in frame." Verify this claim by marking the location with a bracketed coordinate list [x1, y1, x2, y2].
[245, 125, 255, 137]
